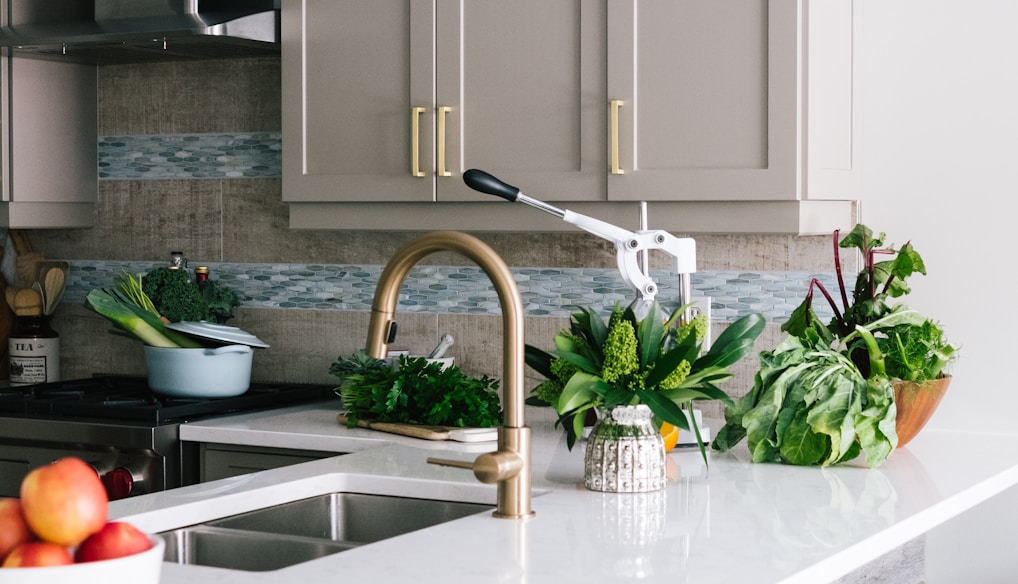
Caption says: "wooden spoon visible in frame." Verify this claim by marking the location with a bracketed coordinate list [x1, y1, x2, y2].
[13, 287, 42, 317]
[43, 267, 65, 315]
[32, 281, 46, 315]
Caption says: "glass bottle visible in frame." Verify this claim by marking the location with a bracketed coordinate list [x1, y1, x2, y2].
[9, 316, 60, 386]
[170, 250, 187, 270]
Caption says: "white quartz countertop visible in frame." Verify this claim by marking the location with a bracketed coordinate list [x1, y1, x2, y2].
[108, 401, 1018, 584]
[178, 399, 501, 454]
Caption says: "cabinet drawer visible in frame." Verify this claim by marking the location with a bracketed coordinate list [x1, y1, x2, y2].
[200, 444, 342, 482]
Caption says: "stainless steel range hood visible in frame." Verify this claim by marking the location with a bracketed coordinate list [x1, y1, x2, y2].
[0, 0, 279, 65]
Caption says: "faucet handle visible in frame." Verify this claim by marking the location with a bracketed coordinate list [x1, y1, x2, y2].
[427, 451, 523, 484]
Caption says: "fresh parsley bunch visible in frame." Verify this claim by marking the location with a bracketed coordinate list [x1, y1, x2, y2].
[331, 352, 502, 428]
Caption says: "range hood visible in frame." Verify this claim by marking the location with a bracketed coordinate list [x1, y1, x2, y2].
[0, 0, 279, 65]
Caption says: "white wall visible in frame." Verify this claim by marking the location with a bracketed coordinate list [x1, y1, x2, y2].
[859, 1, 1018, 581]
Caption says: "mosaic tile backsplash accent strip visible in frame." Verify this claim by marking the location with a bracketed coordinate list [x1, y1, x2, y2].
[65, 261, 838, 323]
[98, 133, 281, 179]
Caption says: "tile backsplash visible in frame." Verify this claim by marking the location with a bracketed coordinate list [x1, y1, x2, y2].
[98, 133, 281, 179]
[66, 258, 838, 323]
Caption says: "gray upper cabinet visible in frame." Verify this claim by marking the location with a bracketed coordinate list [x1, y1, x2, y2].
[284, 0, 858, 234]
[282, 0, 606, 205]
[1, 54, 97, 228]
[607, 0, 860, 202]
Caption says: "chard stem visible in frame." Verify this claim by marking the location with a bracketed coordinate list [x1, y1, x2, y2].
[872, 249, 897, 296]
[833, 229, 849, 312]
[809, 278, 845, 327]
[867, 250, 876, 300]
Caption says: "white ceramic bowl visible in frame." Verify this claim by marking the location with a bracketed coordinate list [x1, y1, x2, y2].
[144, 344, 253, 398]
[0, 535, 164, 584]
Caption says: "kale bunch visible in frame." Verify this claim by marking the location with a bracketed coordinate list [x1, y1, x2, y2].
[142, 267, 240, 323]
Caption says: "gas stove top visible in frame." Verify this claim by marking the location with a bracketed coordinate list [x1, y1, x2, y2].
[0, 376, 335, 425]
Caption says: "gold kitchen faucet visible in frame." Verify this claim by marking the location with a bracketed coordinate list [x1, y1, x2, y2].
[364, 231, 533, 519]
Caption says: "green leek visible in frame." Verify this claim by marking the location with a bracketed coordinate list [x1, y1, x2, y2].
[85, 288, 188, 348]
[112, 273, 203, 348]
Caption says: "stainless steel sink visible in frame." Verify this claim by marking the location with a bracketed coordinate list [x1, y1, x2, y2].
[159, 492, 492, 571]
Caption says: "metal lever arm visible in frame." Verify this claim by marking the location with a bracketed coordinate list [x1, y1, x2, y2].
[427, 450, 524, 484]
[463, 169, 696, 306]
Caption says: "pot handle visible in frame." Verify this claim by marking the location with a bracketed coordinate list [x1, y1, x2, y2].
[205, 344, 253, 356]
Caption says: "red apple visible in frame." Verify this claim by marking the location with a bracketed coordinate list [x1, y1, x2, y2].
[20, 457, 108, 547]
[0, 498, 35, 563]
[74, 521, 152, 563]
[1, 541, 73, 568]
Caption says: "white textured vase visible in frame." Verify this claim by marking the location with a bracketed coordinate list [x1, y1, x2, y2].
[584, 404, 666, 493]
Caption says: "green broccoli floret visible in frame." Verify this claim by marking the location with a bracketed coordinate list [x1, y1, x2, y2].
[601, 318, 640, 387]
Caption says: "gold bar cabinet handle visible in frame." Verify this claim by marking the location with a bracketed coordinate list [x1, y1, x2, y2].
[437, 106, 452, 177]
[411, 106, 425, 177]
[610, 99, 625, 175]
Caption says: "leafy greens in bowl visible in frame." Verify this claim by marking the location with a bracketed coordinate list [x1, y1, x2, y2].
[712, 224, 958, 468]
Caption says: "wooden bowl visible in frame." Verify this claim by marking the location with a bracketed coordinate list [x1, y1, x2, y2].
[893, 376, 951, 448]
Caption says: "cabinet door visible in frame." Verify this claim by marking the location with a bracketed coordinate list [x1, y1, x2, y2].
[283, 0, 606, 204]
[607, 0, 798, 201]
[282, 0, 436, 203]
[1, 55, 97, 227]
[435, 0, 606, 203]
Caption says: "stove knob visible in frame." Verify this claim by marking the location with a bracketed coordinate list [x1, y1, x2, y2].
[102, 467, 142, 500]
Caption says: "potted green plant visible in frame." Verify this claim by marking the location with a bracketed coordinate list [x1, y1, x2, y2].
[526, 300, 765, 469]
[712, 224, 958, 467]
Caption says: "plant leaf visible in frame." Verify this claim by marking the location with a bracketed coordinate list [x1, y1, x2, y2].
[554, 335, 601, 375]
[779, 407, 828, 465]
[644, 333, 697, 388]
[697, 313, 765, 369]
[524, 344, 555, 379]
[571, 305, 609, 354]
[557, 371, 607, 414]
[636, 300, 665, 369]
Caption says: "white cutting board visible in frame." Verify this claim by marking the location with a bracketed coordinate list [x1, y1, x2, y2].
[336, 414, 497, 443]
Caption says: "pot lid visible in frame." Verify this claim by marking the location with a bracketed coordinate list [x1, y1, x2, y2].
[166, 321, 269, 348]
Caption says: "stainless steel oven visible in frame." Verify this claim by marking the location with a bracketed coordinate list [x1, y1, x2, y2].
[0, 376, 333, 499]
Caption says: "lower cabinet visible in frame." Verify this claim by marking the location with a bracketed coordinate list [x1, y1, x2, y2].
[199, 443, 342, 482]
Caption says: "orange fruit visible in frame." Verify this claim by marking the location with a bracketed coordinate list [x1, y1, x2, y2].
[660, 422, 679, 452]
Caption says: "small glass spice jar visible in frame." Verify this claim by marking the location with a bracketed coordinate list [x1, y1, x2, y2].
[195, 266, 209, 284]
[170, 251, 187, 270]
[9, 316, 60, 386]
